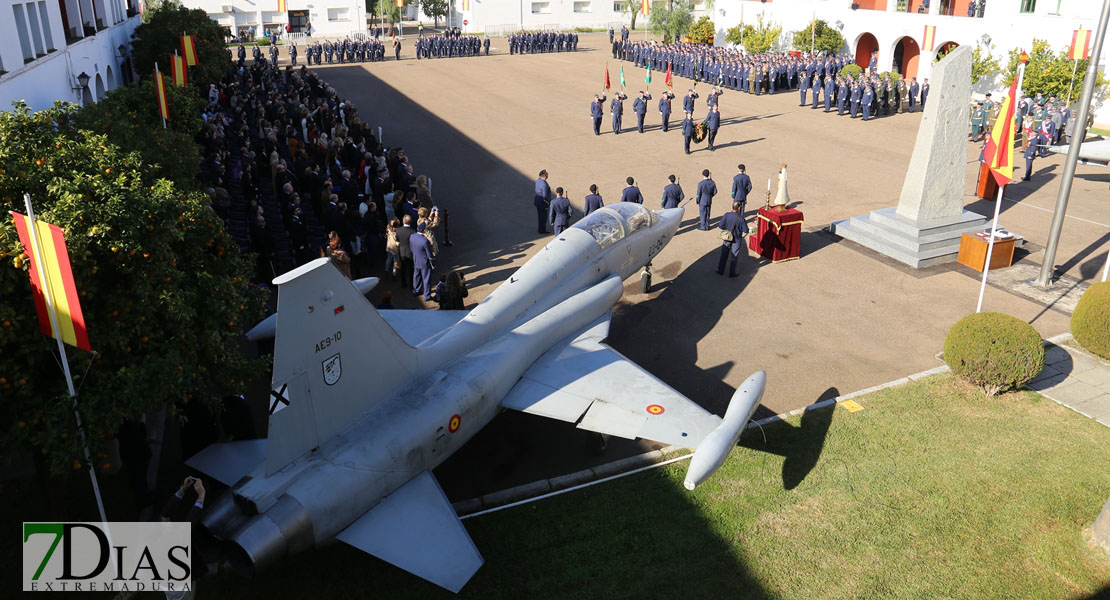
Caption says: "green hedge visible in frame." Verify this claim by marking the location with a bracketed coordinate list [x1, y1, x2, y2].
[1071, 281, 1110, 359]
[839, 64, 863, 80]
[944, 312, 1045, 396]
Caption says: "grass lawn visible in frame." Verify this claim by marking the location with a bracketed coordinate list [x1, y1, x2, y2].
[202, 375, 1110, 599]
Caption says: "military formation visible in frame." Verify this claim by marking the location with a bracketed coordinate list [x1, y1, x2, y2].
[232, 38, 392, 67]
[509, 31, 580, 54]
[614, 41, 932, 122]
[416, 28, 490, 59]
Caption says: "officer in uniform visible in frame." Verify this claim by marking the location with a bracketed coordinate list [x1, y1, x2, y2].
[731, 164, 752, 214]
[658, 90, 674, 132]
[633, 90, 652, 133]
[237, 43, 247, 61]
[799, 69, 809, 106]
[549, 187, 572, 235]
[862, 82, 873, 121]
[696, 169, 716, 231]
[484, 37, 490, 56]
[850, 79, 861, 118]
[823, 75, 835, 112]
[811, 75, 821, 109]
[620, 177, 644, 203]
[290, 43, 298, 66]
[970, 103, 986, 141]
[1021, 138, 1037, 181]
[590, 93, 605, 136]
[706, 105, 721, 151]
[533, 170, 553, 234]
[716, 202, 748, 277]
[662, 175, 683, 209]
[920, 78, 930, 110]
[610, 92, 627, 134]
[584, 184, 604, 215]
[683, 88, 699, 118]
[908, 77, 919, 112]
[269, 43, 279, 65]
[681, 113, 695, 155]
[837, 78, 848, 115]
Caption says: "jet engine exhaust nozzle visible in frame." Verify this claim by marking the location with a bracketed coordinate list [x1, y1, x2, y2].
[228, 493, 315, 578]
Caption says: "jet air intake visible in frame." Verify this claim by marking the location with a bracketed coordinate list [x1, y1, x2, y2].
[228, 494, 315, 577]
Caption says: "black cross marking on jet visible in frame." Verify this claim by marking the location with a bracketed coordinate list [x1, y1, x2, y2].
[269, 384, 289, 415]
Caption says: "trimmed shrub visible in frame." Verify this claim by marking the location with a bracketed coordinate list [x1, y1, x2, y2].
[256, 37, 271, 46]
[944, 312, 1045, 396]
[839, 64, 863, 80]
[1071, 281, 1110, 359]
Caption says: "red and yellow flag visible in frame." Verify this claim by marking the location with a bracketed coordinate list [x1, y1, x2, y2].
[983, 75, 1020, 187]
[604, 63, 611, 91]
[922, 25, 936, 53]
[277, 0, 286, 12]
[154, 68, 170, 121]
[461, 0, 470, 10]
[170, 54, 188, 86]
[1069, 28, 1091, 61]
[641, 0, 650, 15]
[11, 212, 92, 352]
[665, 62, 673, 88]
[180, 35, 198, 66]
[396, 0, 403, 7]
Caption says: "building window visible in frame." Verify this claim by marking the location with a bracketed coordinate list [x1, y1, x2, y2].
[25, 2, 46, 55]
[532, 2, 550, 14]
[574, 1, 591, 13]
[1019, 0, 1036, 12]
[37, 2, 54, 50]
[327, 7, 349, 21]
[13, 4, 35, 61]
[613, 1, 622, 11]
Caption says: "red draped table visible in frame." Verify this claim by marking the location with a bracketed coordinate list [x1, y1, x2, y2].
[748, 207, 804, 262]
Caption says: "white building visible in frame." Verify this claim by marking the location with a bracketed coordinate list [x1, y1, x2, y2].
[0, 0, 140, 111]
[180, 0, 367, 40]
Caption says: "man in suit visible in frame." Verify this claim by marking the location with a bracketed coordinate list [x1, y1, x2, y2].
[396, 215, 415, 291]
[706, 105, 721, 151]
[611, 92, 626, 134]
[633, 90, 652, 133]
[716, 202, 748, 277]
[658, 91, 674, 132]
[591, 94, 605, 135]
[920, 78, 930, 110]
[811, 75, 822, 109]
[411, 222, 434, 298]
[609, 26, 615, 44]
[549, 187, 573, 234]
[534, 169, 553, 234]
[731, 164, 752, 214]
[662, 175, 683, 209]
[584, 184, 604, 215]
[696, 169, 717, 231]
[620, 177, 644, 203]
[908, 77, 919, 113]
[682, 113, 695, 155]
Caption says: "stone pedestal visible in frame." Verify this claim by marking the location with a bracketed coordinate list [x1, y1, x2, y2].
[833, 45, 987, 268]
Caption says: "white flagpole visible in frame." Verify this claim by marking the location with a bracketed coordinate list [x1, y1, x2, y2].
[1101, 245, 1109, 282]
[23, 194, 109, 525]
[976, 61, 1026, 312]
[1066, 58, 1078, 107]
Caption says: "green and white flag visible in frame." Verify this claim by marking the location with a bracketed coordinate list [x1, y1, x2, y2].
[646, 64, 652, 85]
[620, 66, 626, 88]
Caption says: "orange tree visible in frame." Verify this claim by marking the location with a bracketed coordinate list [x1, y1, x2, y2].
[0, 102, 265, 474]
[132, 3, 230, 91]
[74, 79, 204, 190]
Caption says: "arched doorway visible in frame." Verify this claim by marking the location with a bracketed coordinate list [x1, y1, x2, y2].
[893, 36, 921, 78]
[934, 41, 959, 62]
[105, 65, 115, 91]
[94, 73, 105, 100]
[855, 32, 878, 70]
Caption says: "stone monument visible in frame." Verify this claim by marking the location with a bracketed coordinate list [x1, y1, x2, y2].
[831, 45, 988, 268]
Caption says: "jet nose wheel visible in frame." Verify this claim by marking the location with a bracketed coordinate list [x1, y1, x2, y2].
[640, 263, 652, 294]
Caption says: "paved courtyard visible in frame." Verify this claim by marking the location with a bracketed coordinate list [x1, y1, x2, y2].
[311, 33, 1107, 496]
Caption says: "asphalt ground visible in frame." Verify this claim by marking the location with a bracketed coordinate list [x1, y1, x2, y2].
[299, 33, 1107, 500]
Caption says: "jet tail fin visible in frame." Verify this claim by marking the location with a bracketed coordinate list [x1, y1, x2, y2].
[265, 258, 417, 474]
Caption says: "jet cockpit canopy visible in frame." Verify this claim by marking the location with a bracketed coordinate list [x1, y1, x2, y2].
[571, 203, 658, 250]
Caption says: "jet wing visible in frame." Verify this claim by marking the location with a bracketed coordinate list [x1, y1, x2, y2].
[184, 439, 267, 486]
[379, 309, 470, 346]
[336, 470, 483, 593]
[500, 316, 721, 450]
[1049, 140, 1110, 167]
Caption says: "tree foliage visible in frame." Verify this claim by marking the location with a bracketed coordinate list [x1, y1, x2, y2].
[73, 81, 204, 190]
[791, 19, 845, 56]
[0, 102, 265, 474]
[726, 15, 781, 55]
[688, 16, 715, 45]
[649, 1, 694, 44]
[970, 44, 1001, 84]
[1001, 39, 1107, 103]
[132, 3, 230, 91]
[422, 0, 448, 26]
[621, 0, 644, 31]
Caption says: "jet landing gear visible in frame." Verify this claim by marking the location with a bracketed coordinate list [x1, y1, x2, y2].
[640, 262, 652, 294]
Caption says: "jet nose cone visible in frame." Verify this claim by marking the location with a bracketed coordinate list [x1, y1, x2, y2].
[657, 207, 684, 235]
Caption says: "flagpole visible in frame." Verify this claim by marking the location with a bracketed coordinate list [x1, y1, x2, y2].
[976, 60, 1026, 312]
[1065, 58, 1078, 107]
[23, 194, 109, 525]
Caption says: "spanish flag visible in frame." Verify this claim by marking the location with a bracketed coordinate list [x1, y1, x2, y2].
[665, 62, 673, 88]
[922, 25, 936, 53]
[461, 0, 470, 10]
[170, 54, 188, 86]
[396, 0, 403, 7]
[11, 212, 92, 352]
[277, 0, 286, 13]
[180, 34, 199, 66]
[982, 75, 1019, 187]
[641, 0, 650, 15]
[1069, 28, 1091, 61]
[154, 66, 170, 121]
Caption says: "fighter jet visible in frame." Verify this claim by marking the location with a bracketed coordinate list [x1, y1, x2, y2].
[1048, 138, 1110, 167]
[187, 203, 766, 593]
